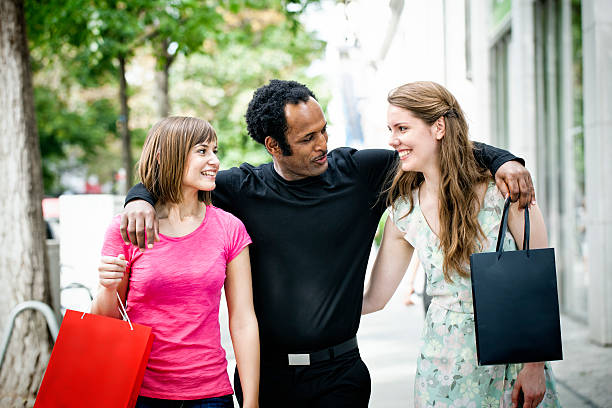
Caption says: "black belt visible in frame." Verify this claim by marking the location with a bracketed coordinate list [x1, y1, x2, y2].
[263, 337, 358, 366]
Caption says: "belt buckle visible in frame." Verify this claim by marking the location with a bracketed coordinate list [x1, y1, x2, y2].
[288, 353, 310, 366]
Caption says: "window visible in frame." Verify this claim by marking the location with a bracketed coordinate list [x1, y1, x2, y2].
[465, 0, 472, 80]
[534, 0, 586, 320]
[490, 30, 511, 148]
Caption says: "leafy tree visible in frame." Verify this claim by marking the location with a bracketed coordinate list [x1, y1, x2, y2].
[27, 0, 157, 191]
[172, 7, 326, 168]
[35, 87, 117, 194]
[145, 0, 322, 118]
[142, 1, 224, 118]
[26, 0, 326, 192]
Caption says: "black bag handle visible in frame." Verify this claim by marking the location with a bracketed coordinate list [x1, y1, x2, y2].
[495, 197, 530, 258]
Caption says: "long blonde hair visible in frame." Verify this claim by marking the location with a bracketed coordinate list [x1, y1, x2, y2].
[138, 116, 217, 205]
[386, 81, 489, 281]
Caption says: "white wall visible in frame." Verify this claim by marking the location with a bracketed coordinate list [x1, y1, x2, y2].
[334, 0, 494, 150]
[582, 0, 612, 345]
[59, 195, 125, 311]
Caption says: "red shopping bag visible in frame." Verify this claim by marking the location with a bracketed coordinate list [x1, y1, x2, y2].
[34, 309, 154, 408]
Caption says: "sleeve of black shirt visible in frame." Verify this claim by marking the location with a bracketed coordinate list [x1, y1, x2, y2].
[211, 168, 238, 214]
[124, 168, 237, 211]
[472, 141, 525, 176]
[353, 149, 398, 193]
[125, 183, 156, 207]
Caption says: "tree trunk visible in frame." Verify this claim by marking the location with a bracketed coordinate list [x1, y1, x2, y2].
[155, 68, 170, 118]
[155, 38, 174, 119]
[118, 55, 133, 193]
[0, 0, 52, 406]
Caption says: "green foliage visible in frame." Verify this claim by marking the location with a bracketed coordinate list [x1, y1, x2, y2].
[35, 87, 117, 194]
[142, 1, 224, 70]
[26, 0, 327, 190]
[26, 0, 142, 85]
[374, 212, 388, 248]
[172, 13, 325, 168]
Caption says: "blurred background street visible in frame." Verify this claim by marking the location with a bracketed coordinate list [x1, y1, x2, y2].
[2, 0, 611, 406]
[220, 259, 612, 407]
[357, 290, 612, 408]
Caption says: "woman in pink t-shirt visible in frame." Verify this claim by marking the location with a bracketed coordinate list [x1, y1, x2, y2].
[91, 117, 260, 408]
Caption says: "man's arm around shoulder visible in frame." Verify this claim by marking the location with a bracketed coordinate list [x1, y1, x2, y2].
[122, 183, 158, 251]
[473, 142, 535, 209]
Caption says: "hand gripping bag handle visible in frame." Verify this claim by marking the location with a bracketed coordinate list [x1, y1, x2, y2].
[495, 197, 530, 258]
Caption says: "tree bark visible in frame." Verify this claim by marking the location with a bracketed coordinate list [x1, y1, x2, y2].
[0, 0, 52, 405]
[118, 55, 133, 193]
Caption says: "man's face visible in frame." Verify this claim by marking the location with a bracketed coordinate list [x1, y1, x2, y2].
[270, 97, 329, 181]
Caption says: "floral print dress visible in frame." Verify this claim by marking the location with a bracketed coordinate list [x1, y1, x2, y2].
[390, 182, 561, 408]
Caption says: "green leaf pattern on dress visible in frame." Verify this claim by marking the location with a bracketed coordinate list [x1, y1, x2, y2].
[390, 181, 561, 407]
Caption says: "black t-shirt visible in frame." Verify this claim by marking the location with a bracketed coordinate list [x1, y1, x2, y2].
[126, 144, 520, 353]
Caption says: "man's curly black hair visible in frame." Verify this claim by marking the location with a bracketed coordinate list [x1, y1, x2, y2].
[246, 79, 317, 156]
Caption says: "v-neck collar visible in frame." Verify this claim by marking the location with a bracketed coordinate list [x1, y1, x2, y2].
[415, 181, 495, 244]
[416, 187, 441, 242]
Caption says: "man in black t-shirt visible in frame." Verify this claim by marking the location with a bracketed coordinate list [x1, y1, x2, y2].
[123, 80, 534, 407]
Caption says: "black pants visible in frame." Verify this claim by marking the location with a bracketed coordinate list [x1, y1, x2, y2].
[234, 349, 370, 408]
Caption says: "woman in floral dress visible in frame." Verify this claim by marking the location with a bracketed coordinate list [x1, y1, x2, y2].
[362, 81, 561, 407]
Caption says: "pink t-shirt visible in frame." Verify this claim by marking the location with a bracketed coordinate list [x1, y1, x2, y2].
[101, 205, 251, 400]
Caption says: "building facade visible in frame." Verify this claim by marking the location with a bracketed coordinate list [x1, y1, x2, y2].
[332, 0, 612, 345]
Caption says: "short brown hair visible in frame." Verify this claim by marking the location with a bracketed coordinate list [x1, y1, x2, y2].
[138, 116, 217, 205]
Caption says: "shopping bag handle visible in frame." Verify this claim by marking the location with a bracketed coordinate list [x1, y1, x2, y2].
[116, 292, 134, 330]
[495, 197, 530, 258]
[79, 292, 134, 330]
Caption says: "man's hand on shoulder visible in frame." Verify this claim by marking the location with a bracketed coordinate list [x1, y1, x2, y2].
[121, 200, 159, 251]
[495, 161, 536, 209]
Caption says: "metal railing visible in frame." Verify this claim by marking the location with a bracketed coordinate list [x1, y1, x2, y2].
[60, 282, 93, 313]
[61, 282, 93, 299]
[0, 301, 60, 372]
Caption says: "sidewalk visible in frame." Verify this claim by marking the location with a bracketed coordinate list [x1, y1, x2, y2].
[358, 276, 612, 408]
[550, 316, 612, 408]
[222, 277, 612, 407]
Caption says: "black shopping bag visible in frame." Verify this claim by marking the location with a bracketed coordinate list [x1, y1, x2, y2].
[469, 197, 562, 365]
